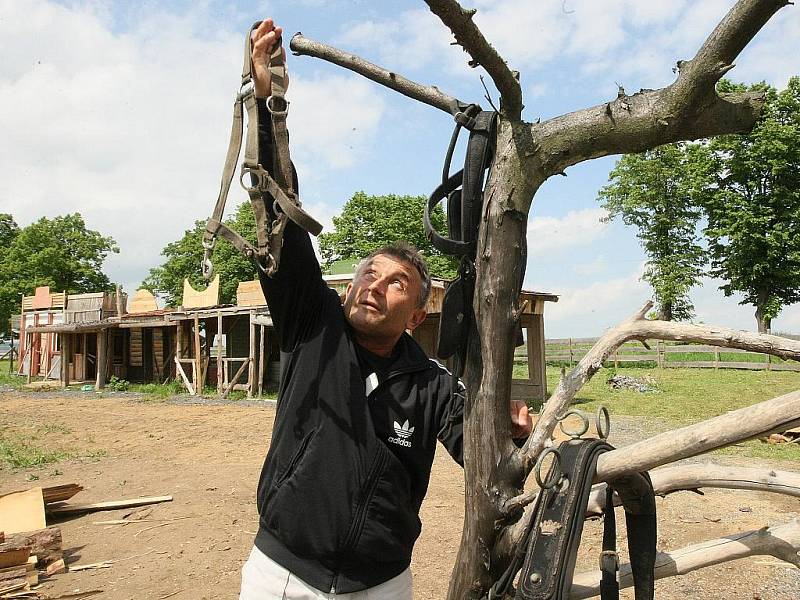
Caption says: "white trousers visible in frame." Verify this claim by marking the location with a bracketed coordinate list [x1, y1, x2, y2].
[239, 546, 413, 600]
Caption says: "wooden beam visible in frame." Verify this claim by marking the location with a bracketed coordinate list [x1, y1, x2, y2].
[95, 330, 107, 390]
[222, 358, 250, 399]
[174, 359, 195, 396]
[193, 315, 202, 393]
[258, 324, 266, 397]
[216, 311, 223, 395]
[248, 318, 256, 398]
[62, 335, 70, 388]
[47, 495, 172, 516]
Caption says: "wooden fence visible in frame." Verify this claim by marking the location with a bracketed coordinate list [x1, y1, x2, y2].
[543, 337, 800, 372]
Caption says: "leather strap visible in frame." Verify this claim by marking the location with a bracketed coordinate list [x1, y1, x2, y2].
[203, 22, 322, 279]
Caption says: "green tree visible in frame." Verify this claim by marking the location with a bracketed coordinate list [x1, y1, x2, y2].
[598, 144, 705, 321]
[0, 213, 118, 332]
[318, 191, 458, 279]
[691, 78, 800, 332]
[143, 202, 257, 306]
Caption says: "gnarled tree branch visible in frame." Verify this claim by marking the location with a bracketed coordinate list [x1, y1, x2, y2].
[585, 464, 800, 516]
[533, 0, 789, 176]
[289, 33, 464, 115]
[424, 0, 522, 118]
[570, 518, 800, 599]
[513, 300, 800, 478]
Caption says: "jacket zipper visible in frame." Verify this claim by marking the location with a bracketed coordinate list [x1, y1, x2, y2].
[274, 428, 315, 488]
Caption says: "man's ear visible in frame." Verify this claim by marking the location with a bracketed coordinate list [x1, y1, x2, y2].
[405, 308, 427, 332]
[342, 282, 353, 305]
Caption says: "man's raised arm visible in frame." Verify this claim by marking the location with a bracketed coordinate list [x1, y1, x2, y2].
[252, 19, 326, 351]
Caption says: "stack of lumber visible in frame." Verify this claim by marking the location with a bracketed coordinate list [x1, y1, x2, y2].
[0, 485, 74, 596]
[0, 483, 172, 598]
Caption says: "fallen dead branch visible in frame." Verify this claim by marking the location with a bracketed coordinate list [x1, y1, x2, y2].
[569, 518, 800, 598]
[48, 495, 172, 516]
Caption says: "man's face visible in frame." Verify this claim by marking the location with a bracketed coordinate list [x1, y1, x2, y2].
[343, 254, 427, 342]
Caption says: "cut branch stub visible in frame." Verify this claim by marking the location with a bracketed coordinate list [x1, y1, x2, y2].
[425, 0, 522, 119]
[289, 33, 464, 115]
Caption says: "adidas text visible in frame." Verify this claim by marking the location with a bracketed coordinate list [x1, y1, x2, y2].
[388, 436, 412, 447]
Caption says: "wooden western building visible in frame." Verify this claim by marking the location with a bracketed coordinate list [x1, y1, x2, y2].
[22, 277, 558, 403]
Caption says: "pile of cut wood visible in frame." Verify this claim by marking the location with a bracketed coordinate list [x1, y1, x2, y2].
[0, 485, 79, 598]
[1, 484, 172, 598]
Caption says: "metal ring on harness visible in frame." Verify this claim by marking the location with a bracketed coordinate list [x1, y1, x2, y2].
[266, 95, 289, 116]
[534, 447, 563, 490]
[596, 405, 611, 440]
[558, 409, 590, 439]
[240, 167, 262, 192]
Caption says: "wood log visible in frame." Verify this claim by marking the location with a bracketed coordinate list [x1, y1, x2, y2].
[3, 528, 61, 566]
[45, 558, 66, 576]
[48, 495, 172, 515]
[586, 464, 800, 516]
[570, 518, 800, 598]
[0, 565, 27, 582]
[0, 544, 29, 570]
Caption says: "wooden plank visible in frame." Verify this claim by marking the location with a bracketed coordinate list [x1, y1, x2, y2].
[47, 495, 172, 516]
[129, 328, 143, 367]
[0, 489, 45, 536]
[222, 358, 250, 399]
[182, 275, 219, 309]
[236, 280, 267, 307]
[128, 289, 158, 314]
[174, 359, 195, 396]
[31, 287, 52, 310]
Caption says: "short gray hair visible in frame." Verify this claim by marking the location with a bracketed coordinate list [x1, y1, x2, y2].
[355, 242, 431, 308]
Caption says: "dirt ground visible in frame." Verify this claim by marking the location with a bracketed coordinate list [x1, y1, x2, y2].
[1, 390, 798, 599]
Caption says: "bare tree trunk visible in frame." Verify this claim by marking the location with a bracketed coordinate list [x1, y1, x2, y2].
[755, 290, 772, 333]
[657, 301, 673, 321]
[448, 118, 542, 599]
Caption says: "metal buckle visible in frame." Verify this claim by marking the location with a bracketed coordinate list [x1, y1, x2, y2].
[454, 110, 476, 130]
[599, 550, 619, 573]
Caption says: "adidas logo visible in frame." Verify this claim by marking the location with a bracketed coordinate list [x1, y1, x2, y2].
[388, 419, 414, 447]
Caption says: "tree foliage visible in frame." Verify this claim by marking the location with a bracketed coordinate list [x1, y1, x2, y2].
[0, 213, 118, 333]
[143, 202, 257, 306]
[691, 78, 800, 332]
[599, 144, 705, 321]
[318, 191, 458, 279]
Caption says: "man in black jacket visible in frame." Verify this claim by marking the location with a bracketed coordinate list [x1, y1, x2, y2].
[239, 18, 532, 600]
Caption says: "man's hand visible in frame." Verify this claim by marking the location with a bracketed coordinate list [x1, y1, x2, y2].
[511, 399, 533, 439]
[251, 18, 287, 98]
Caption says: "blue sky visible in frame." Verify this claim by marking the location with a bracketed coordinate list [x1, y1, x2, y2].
[1, 0, 798, 337]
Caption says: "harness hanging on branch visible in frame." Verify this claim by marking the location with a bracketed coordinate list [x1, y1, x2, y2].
[202, 22, 322, 279]
[424, 107, 498, 377]
[488, 409, 657, 600]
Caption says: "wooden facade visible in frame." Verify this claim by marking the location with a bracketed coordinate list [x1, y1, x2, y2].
[24, 276, 558, 403]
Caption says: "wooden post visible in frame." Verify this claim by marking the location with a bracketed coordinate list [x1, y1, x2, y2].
[248, 317, 256, 398]
[714, 347, 721, 369]
[766, 352, 772, 371]
[61, 335, 70, 388]
[9, 327, 14, 373]
[258, 324, 266, 397]
[222, 358, 250, 399]
[82, 332, 88, 381]
[568, 338, 574, 365]
[115, 284, 124, 317]
[217, 311, 223, 395]
[95, 329, 107, 390]
[193, 315, 202, 393]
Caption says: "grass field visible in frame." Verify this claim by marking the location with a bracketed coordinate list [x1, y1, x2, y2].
[527, 364, 800, 461]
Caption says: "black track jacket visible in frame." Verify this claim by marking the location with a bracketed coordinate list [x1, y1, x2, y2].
[253, 101, 465, 594]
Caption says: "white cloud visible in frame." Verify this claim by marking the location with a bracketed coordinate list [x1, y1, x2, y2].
[0, 0, 386, 291]
[527, 208, 609, 255]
